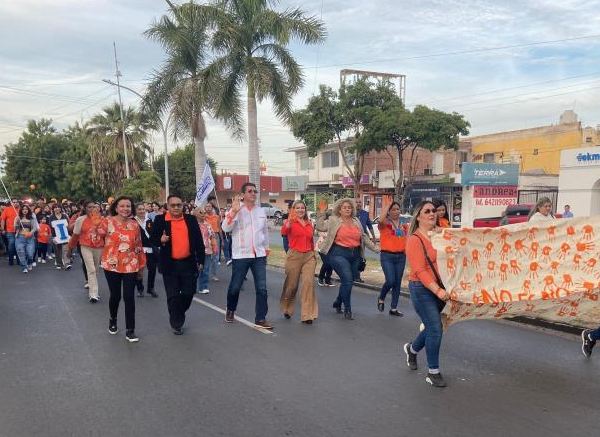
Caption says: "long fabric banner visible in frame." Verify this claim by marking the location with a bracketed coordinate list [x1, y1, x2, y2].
[195, 163, 215, 206]
[432, 217, 600, 328]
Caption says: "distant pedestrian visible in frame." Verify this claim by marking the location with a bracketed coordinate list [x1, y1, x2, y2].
[433, 199, 450, 228]
[562, 204, 574, 218]
[14, 204, 38, 273]
[48, 204, 72, 270]
[222, 183, 273, 329]
[133, 203, 159, 298]
[316, 210, 334, 287]
[204, 204, 221, 280]
[528, 197, 555, 222]
[1, 198, 21, 266]
[403, 201, 450, 388]
[279, 200, 318, 324]
[499, 209, 510, 226]
[317, 198, 380, 320]
[67, 201, 105, 302]
[151, 195, 205, 335]
[354, 199, 376, 283]
[195, 207, 216, 295]
[280, 201, 293, 252]
[377, 201, 408, 316]
[99, 196, 146, 343]
[36, 216, 51, 263]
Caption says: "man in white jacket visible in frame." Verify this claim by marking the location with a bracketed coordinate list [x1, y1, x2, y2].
[222, 182, 273, 329]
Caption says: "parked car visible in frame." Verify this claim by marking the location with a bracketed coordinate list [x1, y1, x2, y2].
[472, 204, 562, 227]
[261, 203, 283, 219]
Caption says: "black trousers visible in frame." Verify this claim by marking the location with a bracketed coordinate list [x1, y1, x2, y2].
[136, 251, 158, 292]
[162, 260, 197, 329]
[104, 270, 136, 330]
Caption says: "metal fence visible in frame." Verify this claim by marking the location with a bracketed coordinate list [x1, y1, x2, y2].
[518, 190, 559, 212]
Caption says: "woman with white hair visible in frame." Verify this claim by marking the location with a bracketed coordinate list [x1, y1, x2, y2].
[317, 198, 379, 320]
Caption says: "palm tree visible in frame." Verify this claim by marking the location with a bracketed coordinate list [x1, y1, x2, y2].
[202, 0, 326, 192]
[86, 102, 154, 194]
[143, 0, 237, 189]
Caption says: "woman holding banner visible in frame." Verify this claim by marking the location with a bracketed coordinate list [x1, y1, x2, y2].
[403, 200, 450, 388]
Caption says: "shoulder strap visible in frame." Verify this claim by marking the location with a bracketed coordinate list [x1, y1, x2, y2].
[414, 233, 444, 289]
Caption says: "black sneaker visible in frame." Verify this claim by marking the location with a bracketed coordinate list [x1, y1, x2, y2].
[125, 330, 139, 343]
[108, 319, 118, 335]
[425, 372, 446, 387]
[582, 329, 596, 358]
[89, 297, 99, 304]
[317, 279, 326, 287]
[173, 327, 183, 335]
[403, 343, 418, 370]
[225, 310, 235, 323]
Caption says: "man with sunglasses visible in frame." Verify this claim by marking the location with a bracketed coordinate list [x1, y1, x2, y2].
[222, 182, 273, 329]
[152, 194, 205, 335]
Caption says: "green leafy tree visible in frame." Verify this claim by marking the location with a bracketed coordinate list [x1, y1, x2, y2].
[202, 0, 326, 193]
[86, 102, 154, 195]
[154, 143, 217, 202]
[116, 170, 164, 201]
[359, 105, 470, 204]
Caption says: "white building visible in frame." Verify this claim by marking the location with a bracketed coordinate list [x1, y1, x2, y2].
[557, 146, 600, 217]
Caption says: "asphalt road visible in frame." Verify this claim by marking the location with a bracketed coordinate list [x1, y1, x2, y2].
[1, 258, 600, 437]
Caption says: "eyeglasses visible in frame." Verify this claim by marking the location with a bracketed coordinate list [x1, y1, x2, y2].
[245, 189, 258, 194]
[421, 208, 436, 214]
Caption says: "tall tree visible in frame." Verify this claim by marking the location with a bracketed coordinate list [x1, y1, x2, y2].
[116, 170, 164, 201]
[144, 0, 232, 189]
[203, 0, 326, 193]
[86, 102, 154, 195]
[359, 104, 470, 205]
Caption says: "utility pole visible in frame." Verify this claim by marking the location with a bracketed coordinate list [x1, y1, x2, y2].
[113, 42, 130, 179]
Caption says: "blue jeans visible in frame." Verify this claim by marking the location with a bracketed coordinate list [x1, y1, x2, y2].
[379, 251, 406, 310]
[223, 233, 232, 262]
[328, 244, 360, 311]
[589, 327, 600, 341]
[6, 232, 17, 264]
[197, 253, 213, 291]
[15, 235, 35, 270]
[215, 234, 222, 262]
[409, 281, 446, 370]
[210, 251, 219, 277]
[226, 256, 268, 322]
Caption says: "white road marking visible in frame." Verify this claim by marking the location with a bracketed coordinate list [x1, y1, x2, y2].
[192, 297, 275, 335]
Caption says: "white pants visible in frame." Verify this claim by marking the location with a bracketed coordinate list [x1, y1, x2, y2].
[80, 246, 103, 298]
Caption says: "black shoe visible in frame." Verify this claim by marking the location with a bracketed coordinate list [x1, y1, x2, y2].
[332, 302, 343, 314]
[108, 319, 118, 335]
[344, 310, 354, 320]
[354, 278, 364, 284]
[317, 279, 326, 287]
[326, 281, 335, 287]
[89, 297, 99, 304]
[425, 372, 446, 387]
[255, 320, 274, 330]
[377, 299, 384, 312]
[403, 343, 418, 370]
[284, 313, 291, 319]
[301, 319, 313, 325]
[125, 330, 139, 343]
[173, 327, 183, 335]
[147, 289, 158, 298]
[225, 310, 235, 323]
[582, 329, 596, 358]
[389, 309, 403, 317]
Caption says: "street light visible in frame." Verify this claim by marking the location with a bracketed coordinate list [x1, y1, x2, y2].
[102, 79, 171, 201]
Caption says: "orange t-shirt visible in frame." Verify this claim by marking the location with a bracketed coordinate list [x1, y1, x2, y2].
[205, 213, 220, 234]
[334, 224, 362, 248]
[438, 217, 450, 228]
[37, 223, 51, 243]
[1, 207, 18, 233]
[406, 232, 439, 285]
[166, 213, 191, 260]
[378, 219, 408, 252]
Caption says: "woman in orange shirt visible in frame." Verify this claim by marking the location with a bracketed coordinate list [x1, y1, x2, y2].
[98, 196, 146, 343]
[433, 199, 450, 228]
[402, 201, 451, 388]
[377, 201, 409, 316]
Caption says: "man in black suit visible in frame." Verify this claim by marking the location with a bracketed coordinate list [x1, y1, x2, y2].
[151, 194, 204, 335]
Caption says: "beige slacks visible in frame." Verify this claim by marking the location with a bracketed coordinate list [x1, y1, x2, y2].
[80, 246, 103, 298]
[279, 249, 318, 321]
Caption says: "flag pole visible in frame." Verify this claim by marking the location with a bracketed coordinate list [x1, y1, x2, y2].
[0, 177, 25, 231]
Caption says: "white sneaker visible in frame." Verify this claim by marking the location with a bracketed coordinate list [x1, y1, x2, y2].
[32, 262, 37, 267]
[226, 260, 232, 266]
[37, 258, 41, 263]
[56, 266, 62, 270]
[84, 283, 89, 289]
[27, 265, 33, 271]
[41, 259, 46, 264]
[200, 289, 210, 294]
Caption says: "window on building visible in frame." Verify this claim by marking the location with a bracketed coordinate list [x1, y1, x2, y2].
[322, 150, 339, 168]
[586, 137, 593, 143]
[458, 151, 468, 163]
[533, 149, 539, 156]
[299, 156, 314, 170]
[483, 153, 495, 163]
[344, 150, 356, 166]
[423, 168, 433, 176]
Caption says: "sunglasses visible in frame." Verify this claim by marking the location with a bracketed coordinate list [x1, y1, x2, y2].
[421, 208, 436, 214]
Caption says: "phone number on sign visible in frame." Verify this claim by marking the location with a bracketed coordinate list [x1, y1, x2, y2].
[475, 198, 517, 206]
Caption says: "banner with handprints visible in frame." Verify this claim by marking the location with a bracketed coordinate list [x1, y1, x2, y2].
[432, 217, 600, 328]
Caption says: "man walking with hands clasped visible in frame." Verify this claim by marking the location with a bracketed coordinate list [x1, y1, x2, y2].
[152, 194, 205, 335]
[222, 182, 273, 329]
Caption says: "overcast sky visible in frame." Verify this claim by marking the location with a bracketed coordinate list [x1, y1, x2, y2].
[2, 0, 600, 176]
